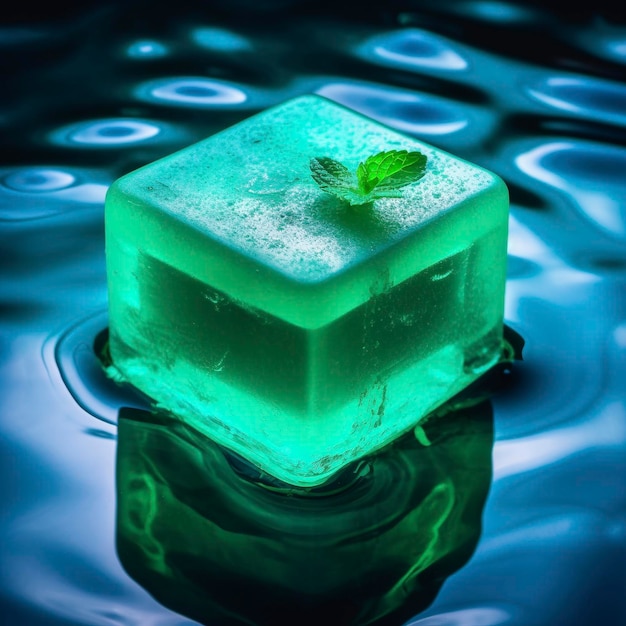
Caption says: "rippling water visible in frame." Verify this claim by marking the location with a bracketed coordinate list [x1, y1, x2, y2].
[2, 2, 626, 625]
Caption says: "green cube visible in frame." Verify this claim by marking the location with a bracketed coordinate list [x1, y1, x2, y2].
[105, 94, 508, 487]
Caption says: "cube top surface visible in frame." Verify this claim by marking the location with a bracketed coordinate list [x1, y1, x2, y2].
[111, 95, 499, 284]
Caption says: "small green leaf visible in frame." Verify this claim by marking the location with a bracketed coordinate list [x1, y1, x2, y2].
[358, 150, 427, 193]
[310, 157, 356, 192]
[356, 161, 371, 193]
[310, 149, 427, 206]
[309, 157, 364, 204]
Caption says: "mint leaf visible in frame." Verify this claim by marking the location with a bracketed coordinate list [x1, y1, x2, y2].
[310, 150, 427, 206]
[358, 150, 427, 193]
[310, 157, 356, 192]
[310, 157, 370, 205]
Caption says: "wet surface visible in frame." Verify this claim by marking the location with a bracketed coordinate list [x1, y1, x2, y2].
[1, 1, 626, 624]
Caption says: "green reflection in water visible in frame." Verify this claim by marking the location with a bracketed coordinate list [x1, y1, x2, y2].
[115, 393, 496, 626]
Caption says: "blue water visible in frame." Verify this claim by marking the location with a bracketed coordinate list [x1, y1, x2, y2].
[2, 2, 626, 624]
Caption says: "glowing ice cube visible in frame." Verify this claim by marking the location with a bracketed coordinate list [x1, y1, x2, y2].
[105, 94, 508, 486]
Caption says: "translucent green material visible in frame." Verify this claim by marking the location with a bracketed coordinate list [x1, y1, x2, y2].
[116, 402, 494, 626]
[105, 94, 508, 486]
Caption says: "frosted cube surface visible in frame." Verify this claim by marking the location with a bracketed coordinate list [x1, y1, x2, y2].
[105, 94, 508, 486]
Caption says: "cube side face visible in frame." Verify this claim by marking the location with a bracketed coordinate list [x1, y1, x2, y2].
[105, 95, 509, 486]
[303, 178, 508, 474]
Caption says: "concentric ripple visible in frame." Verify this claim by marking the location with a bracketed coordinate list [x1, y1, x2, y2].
[3, 168, 75, 192]
[0, 166, 109, 220]
[316, 82, 470, 135]
[355, 28, 469, 72]
[125, 39, 169, 59]
[136, 76, 248, 107]
[515, 140, 626, 239]
[49, 311, 149, 425]
[50, 118, 164, 148]
[407, 607, 513, 625]
[572, 30, 626, 65]
[526, 76, 626, 127]
[191, 26, 252, 52]
[453, 1, 540, 23]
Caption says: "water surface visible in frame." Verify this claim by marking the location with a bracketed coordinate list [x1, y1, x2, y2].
[1, 2, 626, 625]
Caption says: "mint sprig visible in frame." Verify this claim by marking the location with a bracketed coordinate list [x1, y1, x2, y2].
[310, 149, 427, 206]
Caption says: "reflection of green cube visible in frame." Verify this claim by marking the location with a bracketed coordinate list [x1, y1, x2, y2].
[105, 94, 508, 487]
[115, 402, 493, 626]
